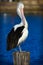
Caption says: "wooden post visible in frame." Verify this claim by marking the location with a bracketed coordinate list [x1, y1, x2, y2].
[13, 52, 30, 65]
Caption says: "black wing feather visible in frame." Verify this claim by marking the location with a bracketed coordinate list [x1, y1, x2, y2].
[7, 26, 24, 51]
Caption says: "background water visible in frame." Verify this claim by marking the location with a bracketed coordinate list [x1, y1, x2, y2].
[0, 14, 43, 65]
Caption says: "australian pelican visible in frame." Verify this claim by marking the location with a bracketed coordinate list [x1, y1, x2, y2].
[7, 2, 28, 51]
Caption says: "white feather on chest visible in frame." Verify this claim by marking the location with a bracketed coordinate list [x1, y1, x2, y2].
[18, 28, 28, 45]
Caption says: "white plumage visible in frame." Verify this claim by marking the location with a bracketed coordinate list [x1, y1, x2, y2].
[14, 2, 28, 45]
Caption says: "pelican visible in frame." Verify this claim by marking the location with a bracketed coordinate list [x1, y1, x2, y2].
[7, 2, 28, 52]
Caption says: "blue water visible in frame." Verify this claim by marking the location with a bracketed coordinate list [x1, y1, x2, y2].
[0, 14, 43, 65]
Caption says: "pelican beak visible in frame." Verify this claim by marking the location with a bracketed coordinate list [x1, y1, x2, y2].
[20, 8, 24, 16]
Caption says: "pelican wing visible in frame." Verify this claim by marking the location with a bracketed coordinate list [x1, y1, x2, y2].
[7, 26, 24, 51]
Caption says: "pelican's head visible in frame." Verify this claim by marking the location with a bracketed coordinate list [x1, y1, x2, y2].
[17, 2, 24, 18]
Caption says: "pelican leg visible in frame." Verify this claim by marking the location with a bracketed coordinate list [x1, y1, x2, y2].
[19, 45, 22, 52]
